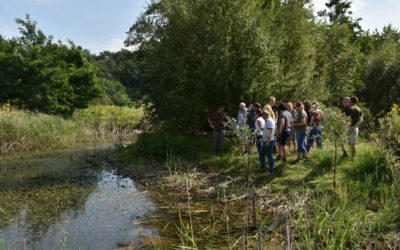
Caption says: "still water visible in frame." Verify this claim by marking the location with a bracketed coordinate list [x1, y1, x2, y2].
[0, 148, 160, 250]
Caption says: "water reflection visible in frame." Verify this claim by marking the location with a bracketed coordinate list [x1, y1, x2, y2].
[0, 149, 158, 250]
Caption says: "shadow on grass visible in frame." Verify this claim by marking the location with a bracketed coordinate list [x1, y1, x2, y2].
[253, 151, 334, 188]
[253, 164, 285, 187]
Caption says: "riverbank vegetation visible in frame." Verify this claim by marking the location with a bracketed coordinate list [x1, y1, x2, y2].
[0, 105, 144, 155]
[115, 125, 399, 248]
[0, 15, 145, 156]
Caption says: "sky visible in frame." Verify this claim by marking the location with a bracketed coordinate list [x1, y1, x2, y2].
[1, 0, 400, 54]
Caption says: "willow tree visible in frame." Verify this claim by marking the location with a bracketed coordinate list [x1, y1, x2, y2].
[261, 0, 320, 102]
[361, 26, 400, 117]
[125, 0, 277, 132]
[315, 0, 364, 104]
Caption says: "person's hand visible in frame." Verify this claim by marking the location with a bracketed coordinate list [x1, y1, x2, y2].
[348, 126, 354, 131]
[211, 125, 215, 130]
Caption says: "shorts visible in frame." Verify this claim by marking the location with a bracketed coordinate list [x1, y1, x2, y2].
[280, 130, 290, 146]
[349, 128, 359, 145]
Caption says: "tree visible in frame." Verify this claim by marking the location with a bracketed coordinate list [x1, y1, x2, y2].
[323, 107, 349, 187]
[317, 23, 364, 104]
[318, 0, 362, 36]
[91, 49, 139, 103]
[361, 26, 400, 117]
[0, 14, 101, 115]
[126, 0, 276, 132]
[313, 0, 364, 104]
[261, 0, 320, 101]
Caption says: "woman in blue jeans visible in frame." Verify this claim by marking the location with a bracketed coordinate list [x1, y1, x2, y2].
[292, 103, 309, 162]
[306, 108, 324, 152]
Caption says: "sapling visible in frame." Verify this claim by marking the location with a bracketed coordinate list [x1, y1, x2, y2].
[225, 116, 258, 228]
[322, 107, 349, 187]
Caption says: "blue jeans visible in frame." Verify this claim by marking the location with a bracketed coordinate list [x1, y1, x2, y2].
[256, 136, 265, 168]
[296, 131, 307, 153]
[306, 125, 323, 152]
[265, 140, 275, 172]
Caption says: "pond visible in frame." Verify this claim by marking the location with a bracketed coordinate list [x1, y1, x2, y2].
[0, 147, 162, 249]
[0, 146, 271, 249]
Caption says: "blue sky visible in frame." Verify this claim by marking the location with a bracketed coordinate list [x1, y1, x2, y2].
[1, 0, 399, 54]
[0, 0, 148, 53]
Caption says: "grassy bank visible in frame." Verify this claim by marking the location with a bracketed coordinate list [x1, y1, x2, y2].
[0, 105, 144, 155]
[73, 105, 145, 133]
[115, 131, 400, 249]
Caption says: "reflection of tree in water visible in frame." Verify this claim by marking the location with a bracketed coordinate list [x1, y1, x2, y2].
[27, 185, 95, 240]
[0, 156, 101, 241]
[0, 185, 95, 240]
[0, 184, 96, 240]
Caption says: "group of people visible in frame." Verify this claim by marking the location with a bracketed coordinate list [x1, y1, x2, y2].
[208, 96, 363, 175]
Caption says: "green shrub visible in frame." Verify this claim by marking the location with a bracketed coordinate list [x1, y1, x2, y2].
[380, 104, 400, 156]
[379, 104, 400, 183]
[73, 105, 145, 133]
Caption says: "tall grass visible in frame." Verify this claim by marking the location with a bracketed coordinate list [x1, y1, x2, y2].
[0, 110, 92, 154]
[0, 105, 144, 155]
[73, 105, 145, 133]
[292, 145, 400, 249]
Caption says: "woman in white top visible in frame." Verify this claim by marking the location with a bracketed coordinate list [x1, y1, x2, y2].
[263, 111, 276, 174]
[254, 110, 265, 169]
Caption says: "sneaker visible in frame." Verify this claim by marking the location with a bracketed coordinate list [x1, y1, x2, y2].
[341, 153, 349, 159]
[275, 155, 281, 161]
[293, 158, 300, 164]
[304, 157, 310, 162]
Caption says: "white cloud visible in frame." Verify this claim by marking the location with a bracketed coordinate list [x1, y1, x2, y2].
[311, 0, 327, 13]
[311, 0, 368, 15]
[94, 37, 125, 53]
[311, 0, 400, 31]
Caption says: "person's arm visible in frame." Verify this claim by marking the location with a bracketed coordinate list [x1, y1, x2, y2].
[207, 118, 215, 130]
[267, 127, 272, 139]
[257, 119, 263, 131]
[350, 116, 363, 130]
[279, 117, 285, 134]
[309, 116, 315, 126]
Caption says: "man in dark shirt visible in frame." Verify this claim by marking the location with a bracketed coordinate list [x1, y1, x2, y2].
[208, 105, 226, 155]
[348, 96, 363, 157]
[341, 96, 363, 158]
